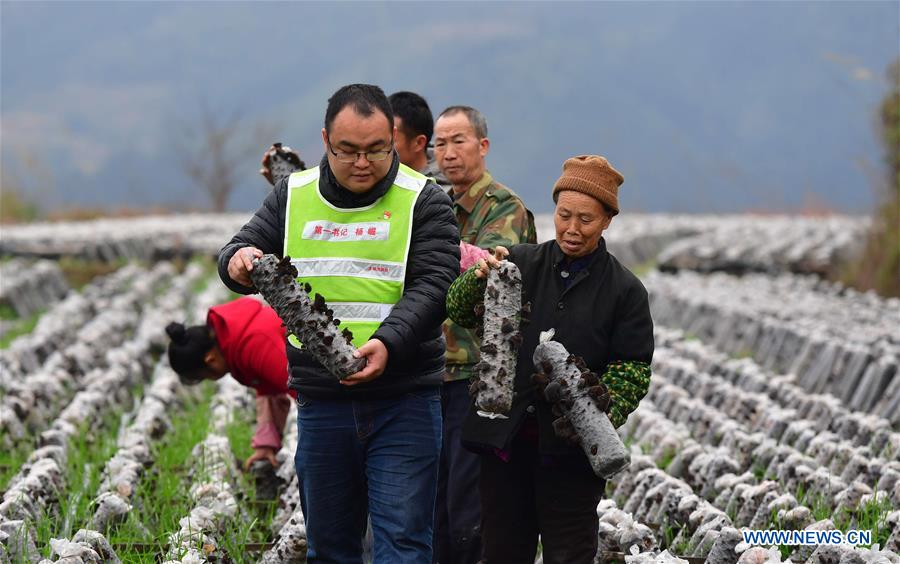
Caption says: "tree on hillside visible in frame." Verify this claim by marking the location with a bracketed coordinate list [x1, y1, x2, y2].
[845, 58, 900, 296]
[0, 149, 54, 223]
[880, 60, 900, 197]
[175, 102, 275, 212]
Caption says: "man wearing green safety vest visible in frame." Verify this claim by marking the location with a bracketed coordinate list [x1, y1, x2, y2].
[219, 83, 460, 563]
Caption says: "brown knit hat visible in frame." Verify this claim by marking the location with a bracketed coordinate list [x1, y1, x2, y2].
[552, 155, 624, 215]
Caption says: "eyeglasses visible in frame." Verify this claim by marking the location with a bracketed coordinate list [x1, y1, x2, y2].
[327, 137, 393, 163]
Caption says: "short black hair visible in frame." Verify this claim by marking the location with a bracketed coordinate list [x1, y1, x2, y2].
[438, 105, 488, 139]
[388, 91, 434, 143]
[325, 84, 394, 134]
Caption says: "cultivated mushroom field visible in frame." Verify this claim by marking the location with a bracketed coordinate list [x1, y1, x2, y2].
[1, 212, 896, 563]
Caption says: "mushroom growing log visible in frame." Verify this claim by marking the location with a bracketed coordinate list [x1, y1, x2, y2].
[470, 261, 524, 416]
[250, 255, 366, 380]
[259, 515, 308, 564]
[532, 332, 630, 478]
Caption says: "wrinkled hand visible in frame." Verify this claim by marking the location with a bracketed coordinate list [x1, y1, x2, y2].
[474, 245, 509, 279]
[227, 247, 263, 287]
[341, 339, 388, 386]
[244, 447, 279, 472]
[260, 145, 277, 186]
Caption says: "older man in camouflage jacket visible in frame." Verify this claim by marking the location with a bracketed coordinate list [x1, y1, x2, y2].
[431, 105, 536, 564]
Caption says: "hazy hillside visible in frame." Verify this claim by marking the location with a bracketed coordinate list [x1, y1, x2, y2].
[2, 1, 897, 214]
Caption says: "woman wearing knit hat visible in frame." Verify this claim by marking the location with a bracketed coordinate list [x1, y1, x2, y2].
[445, 155, 654, 563]
[166, 296, 293, 473]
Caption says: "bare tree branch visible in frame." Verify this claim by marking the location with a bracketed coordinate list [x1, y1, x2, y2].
[174, 101, 277, 212]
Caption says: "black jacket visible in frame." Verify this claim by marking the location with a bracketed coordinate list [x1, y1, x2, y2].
[461, 238, 654, 455]
[218, 153, 460, 399]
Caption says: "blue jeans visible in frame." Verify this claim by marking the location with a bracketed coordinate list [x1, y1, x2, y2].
[295, 388, 442, 564]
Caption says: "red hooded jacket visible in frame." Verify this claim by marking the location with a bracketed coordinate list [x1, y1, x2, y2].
[207, 297, 292, 397]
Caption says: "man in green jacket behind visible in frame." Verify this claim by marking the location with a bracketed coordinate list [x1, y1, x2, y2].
[431, 105, 536, 564]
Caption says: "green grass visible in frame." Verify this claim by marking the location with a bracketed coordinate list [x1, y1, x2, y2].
[187, 256, 219, 295]
[767, 504, 795, 561]
[163, 255, 217, 294]
[605, 480, 617, 500]
[809, 493, 834, 524]
[0, 302, 18, 320]
[658, 446, 677, 471]
[751, 463, 767, 482]
[191, 272, 215, 296]
[5, 380, 275, 561]
[760, 483, 895, 558]
[661, 520, 677, 549]
[778, 543, 793, 561]
[883, 440, 898, 461]
[172, 254, 215, 274]
[107, 382, 275, 562]
[834, 492, 893, 549]
[671, 535, 693, 556]
[58, 257, 132, 291]
[725, 503, 738, 524]
[0, 309, 44, 349]
[224, 407, 255, 465]
[222, 396, 280, 558]
[107, 382, 216, 561]
[792, 482, 833, 523]
[0, 436, 37, 491]
[154, 279, 174, 298]
[32, 405, 126, 553]
[5, 400, 130, 559]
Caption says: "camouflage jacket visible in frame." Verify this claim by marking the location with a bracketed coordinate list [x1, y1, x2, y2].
[444, 171, 536, 381]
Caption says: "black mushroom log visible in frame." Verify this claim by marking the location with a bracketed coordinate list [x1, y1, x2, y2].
[250, 255, 366, 380]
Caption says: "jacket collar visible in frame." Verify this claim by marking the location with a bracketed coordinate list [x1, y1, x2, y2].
[317, 151, 400, 209]
[450, 171, 493, 215]
[552, 237, 608, 271]
[552, 237, 609, 296]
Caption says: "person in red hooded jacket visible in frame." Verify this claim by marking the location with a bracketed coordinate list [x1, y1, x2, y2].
[166, 296, 293, 470]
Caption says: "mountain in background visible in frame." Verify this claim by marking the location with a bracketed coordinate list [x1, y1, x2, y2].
[1, 1, 897, 215]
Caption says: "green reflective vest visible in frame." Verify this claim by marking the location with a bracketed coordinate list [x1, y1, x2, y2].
[283, 164, 425, 349]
